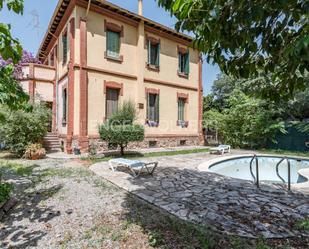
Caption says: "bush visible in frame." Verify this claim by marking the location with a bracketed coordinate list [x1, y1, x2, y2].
[0, 103, 51, 156]
[98, 101, 144, 155]
[204, 90, 286, 148]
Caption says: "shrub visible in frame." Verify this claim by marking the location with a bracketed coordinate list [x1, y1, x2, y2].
[98, 101, 144, 155]
[0, 103, 51, 156]
[203, 90, 286, 148]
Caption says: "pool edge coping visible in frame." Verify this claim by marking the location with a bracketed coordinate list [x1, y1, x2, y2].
[198, 153, 309, 191]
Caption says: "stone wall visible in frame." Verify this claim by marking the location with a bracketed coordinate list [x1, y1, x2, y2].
[88, 136, 201, 153]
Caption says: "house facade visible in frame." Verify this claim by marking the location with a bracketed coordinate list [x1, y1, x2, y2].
[21, 0, 203, 154]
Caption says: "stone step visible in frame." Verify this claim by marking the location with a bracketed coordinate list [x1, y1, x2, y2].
[43, 133, 61, 152]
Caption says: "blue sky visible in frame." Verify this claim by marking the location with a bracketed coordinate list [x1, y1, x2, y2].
[0, 0, 220, 93]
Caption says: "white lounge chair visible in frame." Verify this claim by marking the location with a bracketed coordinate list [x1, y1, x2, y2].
[210, 145, 231, 155]
[108, 158, 158, 177]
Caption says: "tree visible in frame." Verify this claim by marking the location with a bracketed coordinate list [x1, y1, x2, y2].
[0, 0, 23, 63]
[157, 0, 309, 99]
[0, 0, 27, 110]
[98, 101, 145, 155]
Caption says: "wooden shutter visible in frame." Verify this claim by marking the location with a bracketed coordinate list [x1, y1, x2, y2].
[156, 43, 160, 67]
[178, 98, 185, 121]
[62, 33, 67, 63]
[107, 30, 120, 58]
[147, 40, 151, 64]
[106, 88, 119, 119]
[185, 52, 190, 75]
[155, 94, 159, 122]
[62, 89, 67, 122]
[178, 52, 181, 72]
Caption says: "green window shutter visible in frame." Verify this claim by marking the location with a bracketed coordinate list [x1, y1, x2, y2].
[178, 53, 181, 72]
[147, 93, 150, 119]
[155, 94, 159, 123]
[147, 40, 151, 64]
[156, 43, 160, 67]
[62, 34, 67, 63]
[178, 99, 185, 121]
[185, 52, 190, 75]
[107, 30, 120, 58]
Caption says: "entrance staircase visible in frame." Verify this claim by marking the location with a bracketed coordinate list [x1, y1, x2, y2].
[43, 133, 62, 152]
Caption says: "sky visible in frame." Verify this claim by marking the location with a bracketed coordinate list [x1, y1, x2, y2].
[0, 0, 220, 94]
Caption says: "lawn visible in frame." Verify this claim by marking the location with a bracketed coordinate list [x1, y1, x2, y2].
[83, 147, 210, 164]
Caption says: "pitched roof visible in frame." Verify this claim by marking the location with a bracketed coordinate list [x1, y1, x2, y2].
[37, 0, 193, 60]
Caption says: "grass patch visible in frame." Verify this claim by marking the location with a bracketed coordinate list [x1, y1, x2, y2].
[258, 149, 309, 158]
[0, 161, 37, 176]
[0, 182, 13, 203]
[84, 148, 210, 164]
[294, 219, 309, 231]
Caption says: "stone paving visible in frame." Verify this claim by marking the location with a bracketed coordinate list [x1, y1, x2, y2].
[90, 151, 309, 239]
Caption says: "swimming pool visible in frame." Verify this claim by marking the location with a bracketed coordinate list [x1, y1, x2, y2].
[203, 156, 309, 184]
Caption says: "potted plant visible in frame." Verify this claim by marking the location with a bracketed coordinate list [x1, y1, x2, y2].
[24, 143, 46, 160]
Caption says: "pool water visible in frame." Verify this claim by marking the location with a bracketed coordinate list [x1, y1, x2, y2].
[209, 156, 309, 184]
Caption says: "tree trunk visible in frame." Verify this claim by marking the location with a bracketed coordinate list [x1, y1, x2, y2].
[120, 145, 124, 156]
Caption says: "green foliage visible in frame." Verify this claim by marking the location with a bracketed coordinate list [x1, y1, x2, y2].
[99, 101, 144, 155]
[0, 65, 29, 111]
[0, 103, 51, 156]
[0, 0, 23, 63]
[107, 100, 137, 125]
[204, 89, 286, 148]
[157, 0, 309, 99]
[294, 219, 309, 231]
[0, 182, 12, 203]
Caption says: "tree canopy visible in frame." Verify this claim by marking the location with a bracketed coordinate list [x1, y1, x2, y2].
[157, 0, 309, 99]
[0, 0, 23, 63]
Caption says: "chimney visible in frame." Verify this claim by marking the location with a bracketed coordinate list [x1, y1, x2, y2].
[138, 0, 143, 16]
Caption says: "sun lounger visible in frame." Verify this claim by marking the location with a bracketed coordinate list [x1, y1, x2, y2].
[210, 145, 231, 155]
[108, 158, 158, 177]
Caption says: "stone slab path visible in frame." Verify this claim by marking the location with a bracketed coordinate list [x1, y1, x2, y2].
[90, 152, 309, 239]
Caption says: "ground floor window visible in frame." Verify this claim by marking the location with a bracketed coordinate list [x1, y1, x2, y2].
[178, 98, 186, 122]
[62, 88, 67, 125]
[147, 93, 159, 123]
[106, 88, 119, 119]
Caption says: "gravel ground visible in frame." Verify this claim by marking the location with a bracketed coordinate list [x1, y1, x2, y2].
[0, 158, 140, 248]
[0, 157, 308, 249]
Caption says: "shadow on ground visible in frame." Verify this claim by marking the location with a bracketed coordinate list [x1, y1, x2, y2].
[0, 163, 63, 248]
[114, 166, 309, 248]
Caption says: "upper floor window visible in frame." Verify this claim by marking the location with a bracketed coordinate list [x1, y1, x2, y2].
[106, 30, 120, 59]
[104, 20, 123, 62]
[178, 47, 189, 77]
[62, 30, 68, 64]
[147, 37, 160, 69]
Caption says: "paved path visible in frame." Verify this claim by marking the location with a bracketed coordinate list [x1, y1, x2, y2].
[91, 152, 309, 239]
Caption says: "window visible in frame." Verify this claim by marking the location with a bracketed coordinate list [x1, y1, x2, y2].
[62, 88, 67, 124]
[147, 93, 159, 123]
[106, 30, 120, 59]
[147, 40, 160, 68]
[149, 141, 157, 148]
[178, 51, 189, 75]
[178, 98, 186, 122]
[62, 31, 68, 64]
[106, 88, 119, 119]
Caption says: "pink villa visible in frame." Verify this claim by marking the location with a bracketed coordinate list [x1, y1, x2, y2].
[19, 0, 203, 154]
